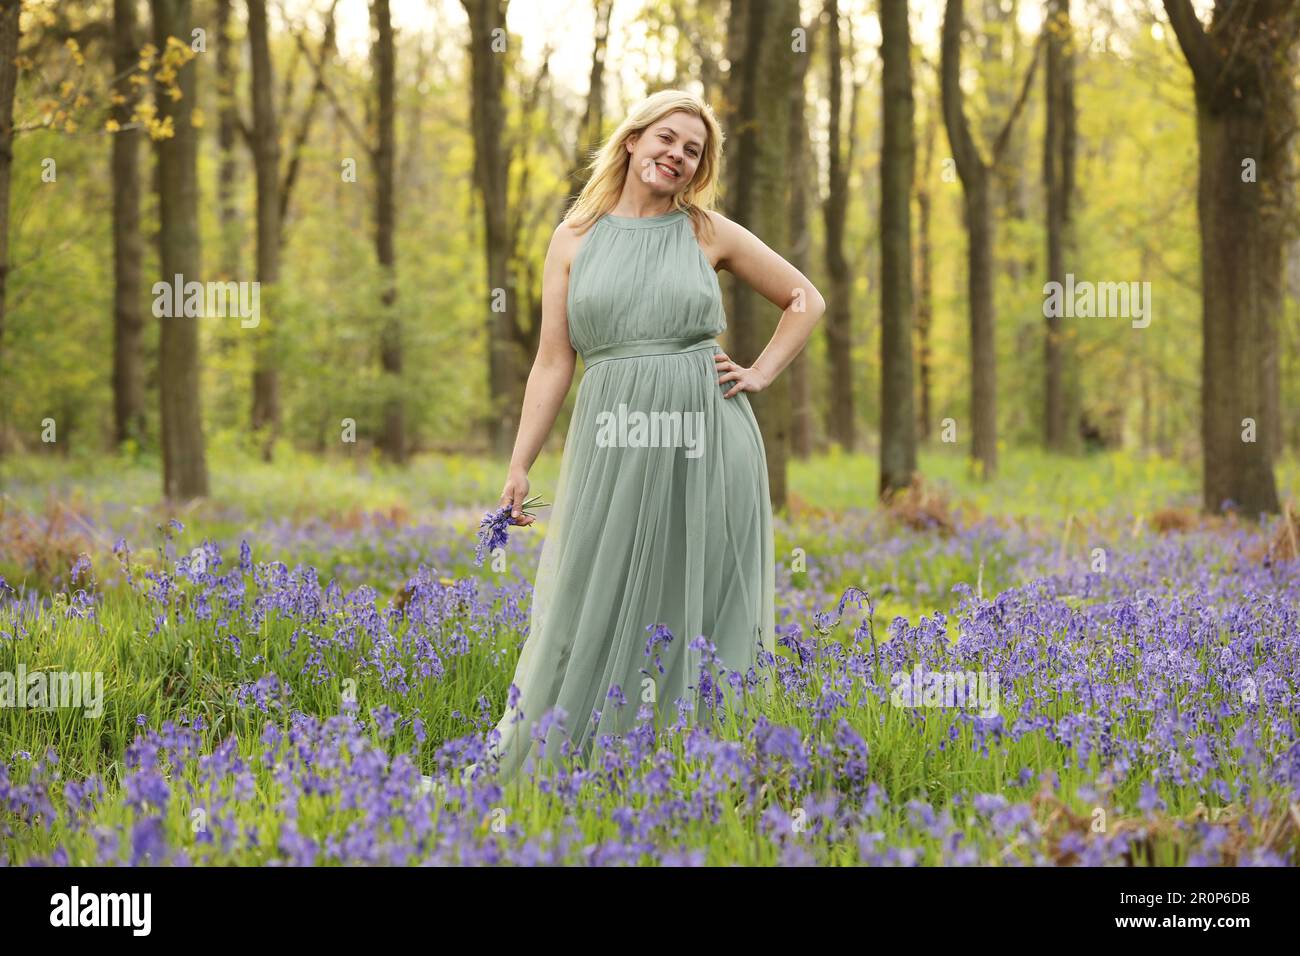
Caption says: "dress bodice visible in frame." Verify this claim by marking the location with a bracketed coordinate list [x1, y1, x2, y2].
[566, 208, 726, 360]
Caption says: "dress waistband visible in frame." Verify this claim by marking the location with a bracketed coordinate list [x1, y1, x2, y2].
[581, 335, 720, 368]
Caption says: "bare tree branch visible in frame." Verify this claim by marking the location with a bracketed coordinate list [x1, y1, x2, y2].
[992, 28, 1044, 165]
[279, 0, 340, 229]
[1161, 0, 1217, 84]
[288, 12, 372, 161]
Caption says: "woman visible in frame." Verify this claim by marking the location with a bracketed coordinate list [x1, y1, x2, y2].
[475, 89, 824, 785]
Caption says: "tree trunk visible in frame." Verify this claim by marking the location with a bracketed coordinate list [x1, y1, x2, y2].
[941, 0, 1039, 479]
[672, 0, 722, 106]
[1285, 44, 1300, 457]
[942, 0, 997, 478]
[152, 0, 210, 500]
[112, 0, 146, 449]
[373, 0, 405, 462]
[821, 0, 854, 452]
[964, 177, 997, 477]
[1043, 0, 1078, 452]
[462, 0, 518, 456]
[216, 0, 240, 280]
[399, 37, 429, 203]
[915, 83, 935, 443]
[248, 0, 281, 458]
[879, 0, 917, 496]
[983, 0, 1031, 284]
[0, 0, 19, 435]
[724, 0, 795, 511]
[1195, 106, 1282, 516]
[503, 58, 552, 367]
[1162, 0, 1294, 517]
[567, 0, 612, 209]
[1258, 48, 1289, 463]
[786, 5, 815, 460]
[723, 0, 761, 365]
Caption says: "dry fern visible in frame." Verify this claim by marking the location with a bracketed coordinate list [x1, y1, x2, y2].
[882, 476, 958, 535]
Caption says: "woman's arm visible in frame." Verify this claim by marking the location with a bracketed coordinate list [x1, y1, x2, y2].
[500, 222, 581, 524]
[706, 210, 827, 398]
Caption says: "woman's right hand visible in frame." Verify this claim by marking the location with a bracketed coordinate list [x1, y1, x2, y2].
[499, 468, 535, 526]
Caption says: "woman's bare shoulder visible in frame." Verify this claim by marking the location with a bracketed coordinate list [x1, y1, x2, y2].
[701, 208, 757, 243]
[699, 207, 732, 227]
[551, 217, 591, 269]
[696, 208, 740, 269]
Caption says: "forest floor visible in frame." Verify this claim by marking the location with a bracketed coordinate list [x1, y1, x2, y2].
[0, 447, 1297, 865]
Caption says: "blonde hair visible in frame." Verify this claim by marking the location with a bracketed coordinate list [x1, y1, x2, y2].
[564, 89, 724, 241]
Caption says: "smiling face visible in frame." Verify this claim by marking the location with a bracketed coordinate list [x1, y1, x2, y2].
[626, 110, 708, 197]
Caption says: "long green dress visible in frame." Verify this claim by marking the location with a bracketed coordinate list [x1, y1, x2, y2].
[485, 206, 775, 783]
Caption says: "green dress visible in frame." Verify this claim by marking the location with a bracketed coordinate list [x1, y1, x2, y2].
[486, 207, 775, 783]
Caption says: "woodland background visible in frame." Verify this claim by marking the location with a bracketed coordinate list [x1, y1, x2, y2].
[0, 0, 1296, 516]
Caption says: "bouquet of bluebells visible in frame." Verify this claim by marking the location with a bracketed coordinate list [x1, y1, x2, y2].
[475, 495, 546, 566]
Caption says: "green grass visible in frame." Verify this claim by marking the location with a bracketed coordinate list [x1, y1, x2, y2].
[1, 445, 1297, 865]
